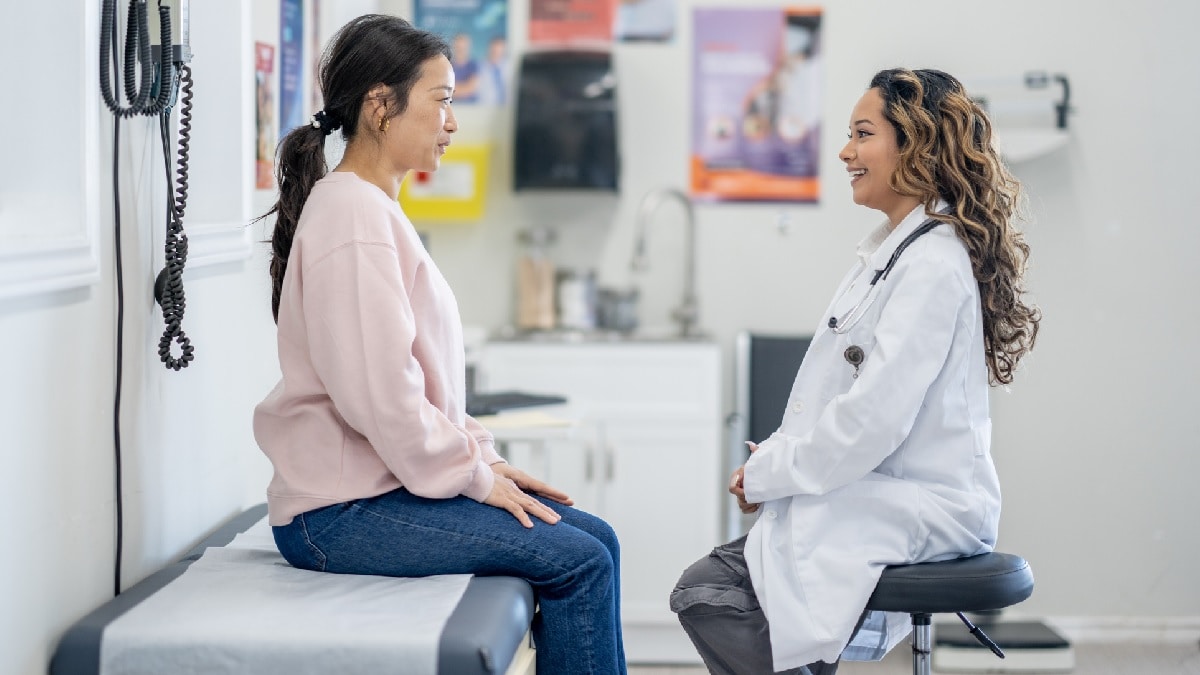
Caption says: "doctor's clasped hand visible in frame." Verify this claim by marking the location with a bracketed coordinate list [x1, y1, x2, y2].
[730, 441, 760, 515]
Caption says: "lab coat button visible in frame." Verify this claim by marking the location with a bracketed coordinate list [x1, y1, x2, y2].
[791, 400, 804, 413]
[765, 510, 777, 519]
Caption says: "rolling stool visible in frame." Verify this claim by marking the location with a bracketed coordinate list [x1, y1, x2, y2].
[864, 552, 1034, 675]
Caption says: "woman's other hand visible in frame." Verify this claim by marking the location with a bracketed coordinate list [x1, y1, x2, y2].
[484, 466, 562, 528]
[493, 463, 574, 506]
[729, 441, 760, 514]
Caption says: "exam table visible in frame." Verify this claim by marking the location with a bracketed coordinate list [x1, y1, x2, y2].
[50, 504, 537, 675]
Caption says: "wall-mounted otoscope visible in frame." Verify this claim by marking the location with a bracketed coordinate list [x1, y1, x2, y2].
[100, 0, 195, 371]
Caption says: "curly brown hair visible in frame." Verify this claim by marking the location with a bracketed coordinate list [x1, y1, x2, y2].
[869, 68, 1041, 385]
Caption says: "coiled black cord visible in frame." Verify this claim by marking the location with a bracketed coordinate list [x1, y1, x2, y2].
[100, 0, 174, 118]
[155, 64, 194, 371]
[100, 0, 191, 596]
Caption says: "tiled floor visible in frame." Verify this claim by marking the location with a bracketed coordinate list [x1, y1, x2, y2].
[628, 642, 1200, 674]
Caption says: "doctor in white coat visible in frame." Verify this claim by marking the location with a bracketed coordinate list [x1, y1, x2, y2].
[671, 68, 1042, 674]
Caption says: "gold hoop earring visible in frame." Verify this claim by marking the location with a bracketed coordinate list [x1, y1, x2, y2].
[379, 117, 390, 133]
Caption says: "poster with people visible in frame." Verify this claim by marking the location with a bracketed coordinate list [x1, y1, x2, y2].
[415, 0, 510, 106]
[255, 42, 277, 190]
[690, 7, 823, 203]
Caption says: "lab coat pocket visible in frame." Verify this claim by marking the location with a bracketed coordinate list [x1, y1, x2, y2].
[971, 419, 992, 457]
[788, 477, 924, 638]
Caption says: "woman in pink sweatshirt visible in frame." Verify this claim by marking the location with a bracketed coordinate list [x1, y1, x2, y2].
[253, 15, 626, 674]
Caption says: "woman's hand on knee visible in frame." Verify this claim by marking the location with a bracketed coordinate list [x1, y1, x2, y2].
[492, 463, 574, 506]
[484, 467, 562, 528]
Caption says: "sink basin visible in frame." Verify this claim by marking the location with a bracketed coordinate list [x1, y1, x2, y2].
[490, 327, 711, 343]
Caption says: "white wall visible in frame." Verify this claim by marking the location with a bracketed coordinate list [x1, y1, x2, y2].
[0, 3, 279, 674]
[0, 2, 1196, 673]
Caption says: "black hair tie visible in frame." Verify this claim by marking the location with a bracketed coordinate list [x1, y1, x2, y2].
[311, 109, 342, 136]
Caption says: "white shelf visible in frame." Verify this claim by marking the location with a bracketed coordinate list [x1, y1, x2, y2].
[995, 128, 1070, 163]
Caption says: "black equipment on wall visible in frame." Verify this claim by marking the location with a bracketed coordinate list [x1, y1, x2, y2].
[101, 0, 195, 372]
[99, 0, 193, 598]
[513, 50, 620, 191]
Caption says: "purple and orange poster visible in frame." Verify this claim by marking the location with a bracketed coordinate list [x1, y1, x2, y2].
[691, 7, 823, 202]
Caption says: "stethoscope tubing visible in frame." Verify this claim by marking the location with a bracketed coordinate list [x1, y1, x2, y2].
[828, 218, 942, 335]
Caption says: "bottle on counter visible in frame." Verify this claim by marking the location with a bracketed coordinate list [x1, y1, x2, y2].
[555, 268, 598, 332]
[515, 227, 557, 332]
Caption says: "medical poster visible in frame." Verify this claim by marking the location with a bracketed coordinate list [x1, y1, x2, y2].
[255, 42, 277, 190]
[528, 0, 615, 46]
[615, 0, 675, 43]
[415, 0, 510, 106]
[400, 144, 491, 222]
[278, 0, 305, 139]
[310, 0, 323, 113]
[690, 7, 824, 203]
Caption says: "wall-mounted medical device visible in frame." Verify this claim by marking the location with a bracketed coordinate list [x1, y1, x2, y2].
[98, 0, 194, 599]
[965, 71, 1073, 163]
[100, 0, 196, 372]
[970, 71, 1072, 130]
[513, 50, 620, 191]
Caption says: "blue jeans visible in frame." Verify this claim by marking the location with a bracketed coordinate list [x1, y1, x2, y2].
[273, 488, 627, 675]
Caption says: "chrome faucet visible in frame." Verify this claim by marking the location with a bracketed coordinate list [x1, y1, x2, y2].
[630, 187, 702, 338]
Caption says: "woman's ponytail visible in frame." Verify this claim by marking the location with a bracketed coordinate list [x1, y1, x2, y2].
[256, 14, 450, 322]
[261, 115, 337, 322]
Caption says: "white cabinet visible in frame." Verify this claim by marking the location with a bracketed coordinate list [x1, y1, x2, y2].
[479, 341, 723, 664]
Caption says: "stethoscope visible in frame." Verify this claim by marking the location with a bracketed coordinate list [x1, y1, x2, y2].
[828, 218, 941, 377]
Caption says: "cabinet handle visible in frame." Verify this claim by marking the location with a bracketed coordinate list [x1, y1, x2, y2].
[604, 445, 614, 482]
[585, 444, 595, 482]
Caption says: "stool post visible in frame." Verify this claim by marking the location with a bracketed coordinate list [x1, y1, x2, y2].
[910, 613, 931, 675]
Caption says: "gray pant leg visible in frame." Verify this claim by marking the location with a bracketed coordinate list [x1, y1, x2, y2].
[670, 536, 843, 675]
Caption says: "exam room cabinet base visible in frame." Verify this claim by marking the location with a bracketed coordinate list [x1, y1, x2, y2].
[480, 341, 723, 664]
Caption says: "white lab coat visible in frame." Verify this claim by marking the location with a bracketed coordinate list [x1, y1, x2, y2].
[742, 203, 1001, 671]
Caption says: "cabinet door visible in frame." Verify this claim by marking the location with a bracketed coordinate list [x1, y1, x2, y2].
[599, 419, 723, 625]
[494, 425, 603, 516]
[476, 346, 603, 514]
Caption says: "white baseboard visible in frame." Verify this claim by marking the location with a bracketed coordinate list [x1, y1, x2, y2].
[933, 645, 1076, 673]
[1001, 614, 1200, 644]
[624, 622, 703, 665]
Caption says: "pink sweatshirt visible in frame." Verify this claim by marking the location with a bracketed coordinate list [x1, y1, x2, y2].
[253, 172, 501, 526]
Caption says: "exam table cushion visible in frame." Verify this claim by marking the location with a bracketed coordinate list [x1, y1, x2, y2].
[50, 504, 535, 675]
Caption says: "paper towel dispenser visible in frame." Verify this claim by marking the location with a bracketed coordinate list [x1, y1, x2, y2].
[514, 50, 619, 191]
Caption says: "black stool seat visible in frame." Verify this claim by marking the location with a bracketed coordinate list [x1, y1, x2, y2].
[866, 552, 1034, 614]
